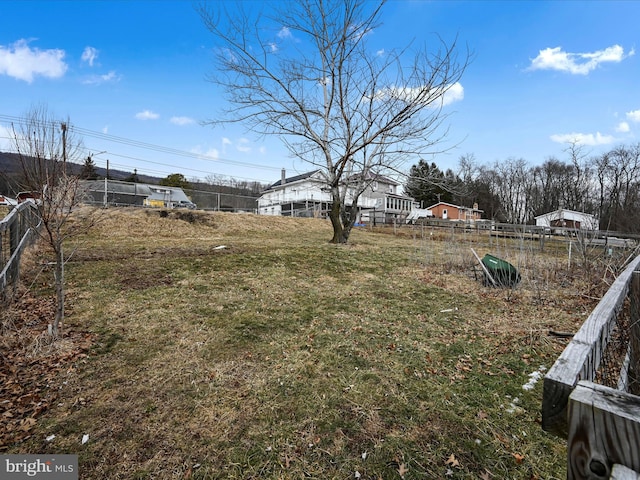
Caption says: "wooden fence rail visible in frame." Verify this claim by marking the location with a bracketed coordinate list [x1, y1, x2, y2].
[543, 255, 640, 479]
[0, 201, 40, 302]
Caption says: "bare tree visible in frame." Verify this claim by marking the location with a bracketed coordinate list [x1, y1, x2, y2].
[9, 105, 89, 337]
[492, 158, 529, 224]
[563, 140, 593, 212]
[592, 144, 640, 232]
[199, 0, 468, 243]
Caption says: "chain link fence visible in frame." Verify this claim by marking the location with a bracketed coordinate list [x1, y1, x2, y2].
[81, 179, 260, 212]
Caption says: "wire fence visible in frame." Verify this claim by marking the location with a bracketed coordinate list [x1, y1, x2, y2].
[403, 219, 640, 395]
[0, 202, 40, 303]
[80, 179, 260, 212]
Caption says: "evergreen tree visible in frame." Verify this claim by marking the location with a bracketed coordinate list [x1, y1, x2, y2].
[160, 173, 190, 189]
[80, 155, 98, 180]
[125, 169, 140, 183]
[404, 160, 455, 207]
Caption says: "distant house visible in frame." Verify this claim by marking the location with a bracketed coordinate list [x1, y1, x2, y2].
[425, 202, 483, 222]
[534, 209, 598, 231]
[257, 169, 418, 224]
[81, 180, 196, 209]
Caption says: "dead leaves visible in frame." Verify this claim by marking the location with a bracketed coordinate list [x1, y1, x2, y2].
[512, 452, 525, 464]
[479, 469, 493, 480]
[446, 453, 460, 468]
[0, 292, 95, 449]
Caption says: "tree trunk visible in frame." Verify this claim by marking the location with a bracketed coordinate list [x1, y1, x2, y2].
[328, 194, 360, 244]
[52, 243, 64, 336]
[329, 200, 347, 244]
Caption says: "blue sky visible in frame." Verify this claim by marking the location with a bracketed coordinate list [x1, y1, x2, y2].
[1, 0, 638, 184]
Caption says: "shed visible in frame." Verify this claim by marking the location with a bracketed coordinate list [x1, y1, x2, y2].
[425, 202, 483, 221]
[406, 208, 433, 223]
[534, 209, 598, 231]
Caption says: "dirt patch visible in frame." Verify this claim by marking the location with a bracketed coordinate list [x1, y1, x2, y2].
[117, 263, 174, 290]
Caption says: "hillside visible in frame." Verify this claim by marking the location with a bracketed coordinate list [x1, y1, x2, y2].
[0, 151, 159, 183]
[0, 152, 265, 207]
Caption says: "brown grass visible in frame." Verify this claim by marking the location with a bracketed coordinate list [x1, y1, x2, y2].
[2, 208, 620, 479]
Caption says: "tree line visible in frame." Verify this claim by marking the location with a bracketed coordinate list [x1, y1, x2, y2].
[405, 142, 640, 233]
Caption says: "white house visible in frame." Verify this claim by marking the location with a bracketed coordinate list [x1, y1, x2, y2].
[257, 169, 418, 224]
[534, 209, 598, 231]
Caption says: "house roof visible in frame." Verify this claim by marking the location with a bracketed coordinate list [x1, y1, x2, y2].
[266, 169, 401, 191]
[356, 172, 399, 186]
[426, 201, 483, 212]
[266, 170, 322, 190]
[534, 208, 596, 220]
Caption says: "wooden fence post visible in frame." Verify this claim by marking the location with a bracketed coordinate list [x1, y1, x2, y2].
[567, 382, 640, 480]
[630, 272, 640, 396]
[542, 255, 640, 437]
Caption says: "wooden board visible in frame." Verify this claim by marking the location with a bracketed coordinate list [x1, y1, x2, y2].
[611, 464, 640, 480]
[543, 255, 640, 437]
[567, 381, 640, 480]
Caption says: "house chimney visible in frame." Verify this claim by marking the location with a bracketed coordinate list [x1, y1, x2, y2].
[281, 168, 286, 185]
[473, 202, 478, 210]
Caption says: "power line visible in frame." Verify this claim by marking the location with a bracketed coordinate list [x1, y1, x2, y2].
[0, 113, 283, 178]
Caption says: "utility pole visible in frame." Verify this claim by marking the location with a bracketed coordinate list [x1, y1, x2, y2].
[104, 158, 109, 208]
[61, 122, 67, 175]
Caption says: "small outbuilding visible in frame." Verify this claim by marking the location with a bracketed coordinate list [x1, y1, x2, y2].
[405, 208, 433, 223]
[534, 209, 598, 231]
[425, 202, 483, 222]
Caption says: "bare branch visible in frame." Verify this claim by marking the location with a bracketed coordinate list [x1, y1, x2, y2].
[199, 0, 469, 242]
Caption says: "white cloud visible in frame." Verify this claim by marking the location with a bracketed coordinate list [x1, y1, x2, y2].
[221, 137, 232, 153]
[236, 138, 251, 153]
[616, 122, 630, 133]
[529, 44, 632, 75]
[441, 82, 464, 106]
[0, 39, 67, 83]
[627, 110, 640, 122]
[82, 70, 120, 85]
[191, 146, 219, 160]
[349, 23, 373, 41]
[277, 27, 292, 39]
[102, 125, 109, 134]
[550, 132, 615, 146]
[135, 110, 159, 120]
[374, 82, 464, 107]
[376, 49, 385, 57]
[81, 46, 99, 66]
[170, 116, 195, 126]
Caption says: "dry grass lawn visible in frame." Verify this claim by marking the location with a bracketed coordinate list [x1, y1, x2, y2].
[2, 207, 618, 479]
